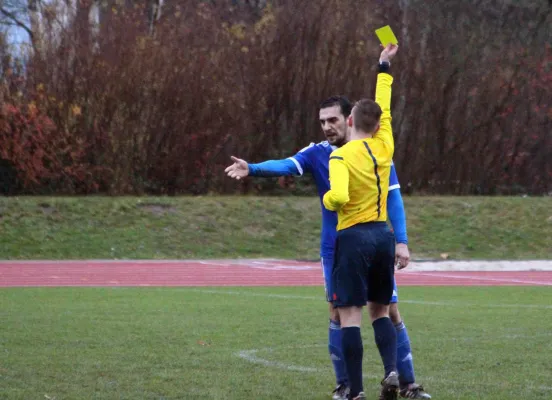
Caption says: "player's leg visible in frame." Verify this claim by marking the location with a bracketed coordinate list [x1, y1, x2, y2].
[389, 283, 415, 388]
[331, 230, 369, 400]
[323, 256, 349, 399]
[390, 292, 432, 399]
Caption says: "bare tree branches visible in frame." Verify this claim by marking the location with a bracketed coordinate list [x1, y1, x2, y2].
[0, 5, 33, 39]
[0, 0, 550, 195]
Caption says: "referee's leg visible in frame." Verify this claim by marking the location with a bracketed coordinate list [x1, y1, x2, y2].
[366, 225, 399, 399]
[322, 257, 349, 396]
[335, 306, 364, 399]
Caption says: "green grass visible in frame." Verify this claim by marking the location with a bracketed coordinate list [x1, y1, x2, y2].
[1, 286, 551, 399]
[0, 196, 551, 260]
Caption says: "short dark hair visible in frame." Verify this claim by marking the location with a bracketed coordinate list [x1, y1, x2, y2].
[352, 99, 382, 133]
[319, 95, 353, 117]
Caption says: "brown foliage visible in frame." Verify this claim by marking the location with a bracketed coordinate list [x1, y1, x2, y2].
[0, 0, 550, 195]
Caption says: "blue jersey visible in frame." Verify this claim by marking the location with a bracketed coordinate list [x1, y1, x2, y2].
[288, 141, 401, 260]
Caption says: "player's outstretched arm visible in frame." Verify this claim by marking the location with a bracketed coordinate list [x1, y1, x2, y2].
[373, 44, 398, 150]
[224, 156, 299, 180]
[323, 153, 350, 211]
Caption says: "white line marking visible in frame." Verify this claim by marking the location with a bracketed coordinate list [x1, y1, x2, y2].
[245, 265, 317, 270]
[192, 289, 320, 300]
[409, 272, 552, 286]
[401, 300, 552, 309]
[197, 261, 233, 267]
[197, 260, 317, 270]
[405, 260, 552, 272]
[190, 289, 552, 309]
[421, 332, 552, 343]
[235, 344, 552, 391]
[237, 349, 318, 373]
[2, 259, 552, 271]
[236, 346, 380, 378]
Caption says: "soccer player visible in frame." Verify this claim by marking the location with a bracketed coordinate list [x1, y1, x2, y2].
[224, 51, 430, 399]
[322, 43, 399, 400]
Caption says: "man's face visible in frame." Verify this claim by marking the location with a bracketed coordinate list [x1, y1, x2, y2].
[319, 105, 348, 147]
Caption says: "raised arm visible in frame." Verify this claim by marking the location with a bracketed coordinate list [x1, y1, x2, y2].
[373, 44, 398, 149]
[373, 73, 393, 145]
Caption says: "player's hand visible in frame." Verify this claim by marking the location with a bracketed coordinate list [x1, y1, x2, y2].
[224, 156, 249, 180]
[379, 43, 399, 63]
[395, 243, 410, 270]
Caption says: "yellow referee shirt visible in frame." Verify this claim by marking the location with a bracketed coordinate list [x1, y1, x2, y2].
[322, 73, 394, 231]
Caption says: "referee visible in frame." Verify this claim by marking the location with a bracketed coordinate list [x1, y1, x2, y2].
[323, 43, 400, 400]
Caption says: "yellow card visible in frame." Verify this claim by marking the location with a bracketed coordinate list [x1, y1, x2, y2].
[375, 25, 399, 46]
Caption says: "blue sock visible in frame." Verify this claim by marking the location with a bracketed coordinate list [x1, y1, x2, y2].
[372, 317, 398, 377]
[395, 321, 416, 387]
[329, 319, 348, 386]
[342, 326, 363, 397]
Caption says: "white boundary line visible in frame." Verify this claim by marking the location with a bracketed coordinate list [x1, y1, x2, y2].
[1, 259, 552, 271]
[408, 272, 552, 286]
[237, 349, 318, 373]
[405, 260, 552, 272]
[235, 344, 552, 392]
[192, 289, 320, 300]
[236, 345, 381, 378]
[191, 289, 552, 309]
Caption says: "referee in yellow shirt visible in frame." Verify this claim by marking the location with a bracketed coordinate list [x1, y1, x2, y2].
[323, 43, 399, 400]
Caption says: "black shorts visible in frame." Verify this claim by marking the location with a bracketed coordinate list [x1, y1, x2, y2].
[331, 222, 396, 307]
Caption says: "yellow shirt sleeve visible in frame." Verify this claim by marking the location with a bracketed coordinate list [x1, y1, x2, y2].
[323, 154, 350, 211]
[373, 73, 394, 153]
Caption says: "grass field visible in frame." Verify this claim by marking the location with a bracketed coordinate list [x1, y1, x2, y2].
[1, 195, 551, 399]
[1, 286, 551, 400]
[1, 196, 551, 260]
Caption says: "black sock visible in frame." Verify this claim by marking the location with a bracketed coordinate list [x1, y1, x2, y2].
[372, 317, 398, 377]
[341, 326, 364, 397]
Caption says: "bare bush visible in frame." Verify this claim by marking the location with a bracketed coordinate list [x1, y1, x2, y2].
[0, 0, 550, 195]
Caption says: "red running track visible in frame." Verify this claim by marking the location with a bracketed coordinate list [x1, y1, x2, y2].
[1, 259, 551, 287]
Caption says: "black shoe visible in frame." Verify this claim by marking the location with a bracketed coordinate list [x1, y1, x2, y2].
[332, 383, 349, 400]
[379, 371, 399, 400]
[399, 384, 431, 399]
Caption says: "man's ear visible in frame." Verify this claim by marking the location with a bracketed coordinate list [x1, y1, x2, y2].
[347, 115, 353, 128]
[374, 122, 380, 133]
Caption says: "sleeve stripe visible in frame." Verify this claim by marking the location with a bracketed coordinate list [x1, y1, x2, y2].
[329, 156, 344, 160]
[287, 157, 303, 176]
[388, 184, 401, 191]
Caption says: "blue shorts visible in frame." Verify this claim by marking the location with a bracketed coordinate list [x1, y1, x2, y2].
[331, 222, 396, 307]
[322, 257, 398, 303]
